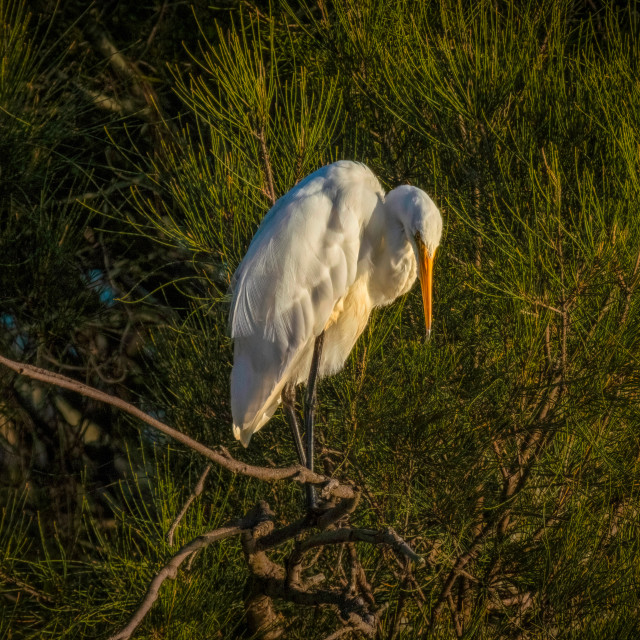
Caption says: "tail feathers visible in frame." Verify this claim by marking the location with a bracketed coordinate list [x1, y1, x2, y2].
[232, 404, 278, 447]
[231, 337, 289, 448]
[233, 423, 253, 447]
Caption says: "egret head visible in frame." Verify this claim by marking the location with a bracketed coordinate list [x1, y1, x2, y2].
[386, 185, 443, 339]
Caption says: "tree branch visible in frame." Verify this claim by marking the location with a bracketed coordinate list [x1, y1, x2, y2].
[0, 354, 355, 498]
[293, 527, 424, 566]
[167, 463, 212, 546]
[109, 516, 259, 640]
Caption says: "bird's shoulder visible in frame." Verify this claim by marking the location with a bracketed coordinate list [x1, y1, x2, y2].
[310, 160, 384, 195]
[229, 162, 384, 344]
[238, 161, 385, 270]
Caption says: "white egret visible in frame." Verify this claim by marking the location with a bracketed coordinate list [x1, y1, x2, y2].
[229, 161, 442, 506]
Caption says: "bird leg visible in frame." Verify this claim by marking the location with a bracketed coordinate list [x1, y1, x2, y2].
[304, 331, 325, 510]
[282, 382, 306, 467]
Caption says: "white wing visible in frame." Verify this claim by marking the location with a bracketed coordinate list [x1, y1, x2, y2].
[229, 161, 383, 444]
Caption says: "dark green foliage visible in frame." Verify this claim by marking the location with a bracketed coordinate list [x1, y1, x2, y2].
[2, 0, 640, 638]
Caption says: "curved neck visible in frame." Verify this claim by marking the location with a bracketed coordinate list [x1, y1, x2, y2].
[360, 200, 417, 306]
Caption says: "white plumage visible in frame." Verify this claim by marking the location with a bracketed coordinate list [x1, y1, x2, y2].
[230, 161, 442, 446]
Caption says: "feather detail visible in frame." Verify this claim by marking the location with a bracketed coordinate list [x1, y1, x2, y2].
[229, 161, 386, 443]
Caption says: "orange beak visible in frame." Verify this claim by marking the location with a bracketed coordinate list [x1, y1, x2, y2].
[418, 241, 435, 339]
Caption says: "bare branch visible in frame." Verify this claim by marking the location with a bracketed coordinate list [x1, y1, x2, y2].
[348, 543, 375, 607]
[240, 500, 403, 638]
[0, 345, 421, 640]
[447, 592, 463, 637]
[544, 323, 552, 369]
[292, 527, 424, 566]
[491, 439, 509, 483]
[526, 298, 563, 316]
[430, 521, 492, 625]
[167, 464, 212, 546]
[85, 20, 145, 87]
[0, 568, 53, 603]
[0, 354, 355, 498]
[109, 517, 258, 640]
[286, 526, 423, 598]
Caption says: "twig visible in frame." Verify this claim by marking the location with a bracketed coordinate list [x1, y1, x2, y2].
[84, 18, 163, 124]
[526, 298, 563, 316]
[330, 528, 422, 564]
[348, 543, 375, 606]
[0, 568, 53, 603]
[79, 86, 143, 114]
[253, 487, 356, 552]
[429, 519, 496, 625]
[138, 0, 169, 59]
[541, 147, 561, 200]
[447, 592, 463, 637]
[458, 573, 471, 631]
[167, 464, 212, 546]
[86, 20, 145, 87]
[0, 354, 355, 499]
[291, 527, 424, 568]
[243, 501, 413, 638]
[544, 324, 553, 369]
[491, 439, 509, 482]
[109, 516, 259, 640]
[58, 179, 146, 205]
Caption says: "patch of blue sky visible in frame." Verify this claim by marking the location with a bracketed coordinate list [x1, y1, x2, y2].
[85, 269, 116, 307]
[1, 314, 17, 330]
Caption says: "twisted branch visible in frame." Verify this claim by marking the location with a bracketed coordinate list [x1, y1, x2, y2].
[0, 354, 425, 639]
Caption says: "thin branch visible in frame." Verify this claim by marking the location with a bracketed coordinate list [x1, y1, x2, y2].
[526, 298, 563, 316]
[85, 20, 145, 86]
[287, 526, 423, 591]
[258, 490, 361, 557]
[167, 464, 212, 546]
[0, 354, 355, 498]
[84, 17, 163, 126]
[429, 521, 492, 625]
[0, 568, 53, 603]
[447, 592, 463, 638]
[348, 543, 375, 607]
[241, 502, 394, 638]
[79, 86, 143, 114]
[544, 324, 553, 369]
[138, 0, 169, 59]
[297, 527, 424, 565]
[491, 439, 509, 483]
[109, 518, 256, 640]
